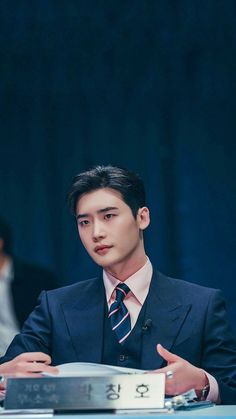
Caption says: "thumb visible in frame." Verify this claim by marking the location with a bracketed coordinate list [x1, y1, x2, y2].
[156, 344, 181, 364]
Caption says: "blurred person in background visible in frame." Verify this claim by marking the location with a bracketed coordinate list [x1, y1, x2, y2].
[0, 217, 57, 356]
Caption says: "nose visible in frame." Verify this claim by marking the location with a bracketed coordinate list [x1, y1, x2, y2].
[92, 219, 106, 242]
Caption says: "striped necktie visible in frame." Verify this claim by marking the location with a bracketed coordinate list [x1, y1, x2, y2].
[108, 283, 131, 344]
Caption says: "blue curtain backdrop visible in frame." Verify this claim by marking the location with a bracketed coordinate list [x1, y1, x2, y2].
[0, 2, 236, 332]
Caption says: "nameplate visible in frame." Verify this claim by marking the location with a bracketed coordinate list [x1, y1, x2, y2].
[5, 374, 165, 411]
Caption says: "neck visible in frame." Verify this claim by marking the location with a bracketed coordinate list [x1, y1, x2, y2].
[105, 250, 147, 282]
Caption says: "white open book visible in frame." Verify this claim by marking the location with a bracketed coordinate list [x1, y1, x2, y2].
[45, 362, 146, 377]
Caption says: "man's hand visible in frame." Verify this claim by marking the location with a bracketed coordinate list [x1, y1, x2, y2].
[153, 344, 209, 396]
[0, 352, 58, 385]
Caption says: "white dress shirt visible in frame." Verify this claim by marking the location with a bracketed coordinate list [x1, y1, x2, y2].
[0, 258, 20, 356]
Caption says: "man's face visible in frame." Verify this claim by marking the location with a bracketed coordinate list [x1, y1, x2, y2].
[76, 188, 149, 273]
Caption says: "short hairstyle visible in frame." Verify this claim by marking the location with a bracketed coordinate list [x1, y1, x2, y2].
[67, 165, 146, 218]
[0, 217, 13, 255]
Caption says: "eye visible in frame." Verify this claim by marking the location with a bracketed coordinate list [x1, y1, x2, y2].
[78, 220, 90, 227]
[104, 213, 115, 220]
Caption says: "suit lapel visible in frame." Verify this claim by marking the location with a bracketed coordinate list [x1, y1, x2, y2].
[59, 271, 192, 368]
[61, 277, 105, 363]
[141, 271, 191, 370]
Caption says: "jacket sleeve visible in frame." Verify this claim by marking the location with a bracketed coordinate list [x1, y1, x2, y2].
[202, 289, 236, 404]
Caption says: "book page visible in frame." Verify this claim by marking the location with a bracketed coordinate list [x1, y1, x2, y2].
[44, 362, 146, 377]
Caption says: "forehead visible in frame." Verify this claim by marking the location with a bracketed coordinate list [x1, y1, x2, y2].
[76, 188, 126, 214]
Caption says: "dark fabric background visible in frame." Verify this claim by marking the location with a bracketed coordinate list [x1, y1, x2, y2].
[0, 2, 236, 332]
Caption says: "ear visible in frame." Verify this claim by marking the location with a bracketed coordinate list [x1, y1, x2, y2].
[137, 207, 150, 230]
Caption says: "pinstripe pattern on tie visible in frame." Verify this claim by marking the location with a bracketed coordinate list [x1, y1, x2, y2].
[108, 283, 131, 344]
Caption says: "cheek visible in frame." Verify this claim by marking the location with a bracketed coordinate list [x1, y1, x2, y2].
[116, 216, 138, 231]
[117, 223, 140, 247]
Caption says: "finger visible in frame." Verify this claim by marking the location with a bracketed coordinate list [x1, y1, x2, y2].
[10, 363, 58, 377]
[156, 344, 181, 363]
[45, 366, 59, 375]
[30, 365, 59, 374]
[18, 363, 58, 374]
[15, 352, 52, 364]
[165, 380, 178, 396]
[13, 372, 44, 378]
[152, 365, 176, 374]
[150, 367, 178, 395]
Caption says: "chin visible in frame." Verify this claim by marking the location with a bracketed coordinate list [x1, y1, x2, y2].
[95, 257, 118, 269]
[91, 256, 110, 267]
[96, 260, 113, 268]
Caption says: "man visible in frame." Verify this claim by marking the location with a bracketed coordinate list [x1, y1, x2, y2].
[1, 165, 236, 404]
[0, 218, 57, 355]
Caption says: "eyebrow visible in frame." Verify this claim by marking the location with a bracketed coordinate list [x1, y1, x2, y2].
[76, 207, 119, 220]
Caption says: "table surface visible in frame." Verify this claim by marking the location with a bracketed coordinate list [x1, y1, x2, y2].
[1, 405, 236, 418]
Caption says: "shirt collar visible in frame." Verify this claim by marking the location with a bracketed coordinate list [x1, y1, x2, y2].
[103, 257, 153, 305]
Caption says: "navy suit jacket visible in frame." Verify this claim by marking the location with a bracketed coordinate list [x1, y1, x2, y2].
[1, 271, 236, 404]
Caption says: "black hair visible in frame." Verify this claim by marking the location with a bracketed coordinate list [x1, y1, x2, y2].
[0, 217, 13, 255]
[67, 165, 146, 218]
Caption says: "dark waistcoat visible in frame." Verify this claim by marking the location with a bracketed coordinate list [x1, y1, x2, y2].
[102, 300, 148, 369]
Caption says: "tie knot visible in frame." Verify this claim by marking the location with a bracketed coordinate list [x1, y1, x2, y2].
[115, 283, 130, 303]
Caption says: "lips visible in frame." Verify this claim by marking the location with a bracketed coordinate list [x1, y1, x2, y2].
[94, 245, 112, 254]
